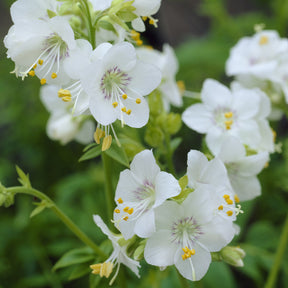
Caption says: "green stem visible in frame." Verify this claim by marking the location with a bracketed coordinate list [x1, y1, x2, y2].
[102, 153, 115, 226]
[82, 0, 96, 49]
[176, 269, 190, 288]
[7, 186, 106, 258]
[265, 213, 288, 288]
[165, 133, 176, 176]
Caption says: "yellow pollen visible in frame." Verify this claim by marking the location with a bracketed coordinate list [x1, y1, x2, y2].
[126, 109, 132, 115]
[225, 120, 233, 126]
[122, 94, 128, 99]
[272, 129, 277, 143]
[181, 246, 195, 260]
[51, 72, 57, 79]
[38, 59, 44, 65]
[94, 127, 105, 144]
[234, 194, 240, 203]
[33, 64, 37, 69]
[123, 207, 130, 213]
[117, 198, 123, 204]
[218, 205, 224, 210]
[224, 112, 233, 118]
[112, 102, 118, 108]
[114, 208, 120, 214]
[121, 107, 127, 113]
[149, 19, 155, 25]
[28, 70, 35, 77]
[40, 78, 46, 85]
[264, 161, 269, 168]
[123, 216, 129, 221]
[177, 80, 186, 94]
[102, 135, 112, 151]
[128, 208, 134, 215]
[90, 262, 113, 278]
[226, 198, 234, 205]
[136, 40, 143, 46]
[223, 194, 230, 200]
[61, 96, 72, 102]
[227, 210, 233, 217]
[58, 89, 71, 102]
[142, 16, 148, 21]
[136, 98, 141, 104]
[259, 35, 269, 45]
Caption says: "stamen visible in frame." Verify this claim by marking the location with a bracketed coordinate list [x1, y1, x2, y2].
[181, 246, 195, 260]
[223, 194, 230, 200]
[28, 70, 35, 77]
[123, 207, 130, 213]
[225, 198, 234, 205]
[121, 107, 127, 113]
[126, 109, 132, 115]
[94, 127, 105, 144]
[90, 262, 113, 278]
[51, 72, 57, 79]
[218, 205, 224, 210]
[226, 210, 233, 217]
[177, 80, 185, 94]
[128, 208, 134, 215]
[122, 94, 128, 99]
[33, 64, 37, 69]
[58, 89, 72, 102]
[142, 16, 147, 21]
[112, 102, 118, 108]
[224, 112, 233, 118]
[117, 198, 123, 204]
[102, 135, 112, 151]
[123, 216, 129, 221]
[114, 208, 120, 214]
[40, 78, 46, 85]
[259, 35, 269, 45]
[149, 19, 155, 25]
[38, 59, 44, 65]
[234, 195, 240, 203]
[136, 98, 141, 104]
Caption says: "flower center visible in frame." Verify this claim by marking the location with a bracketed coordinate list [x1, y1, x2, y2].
[214, 108, 235, 131]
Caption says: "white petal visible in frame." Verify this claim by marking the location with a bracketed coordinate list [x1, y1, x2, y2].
[217, 136, 246, 161]
[134, 210, 155, 238]
[90, 0, 112, 11]
[93, 215, 117, 242]
[154, 172, 181, 207]
[144, 230, 177, 266]
[132, 17, 146, 32]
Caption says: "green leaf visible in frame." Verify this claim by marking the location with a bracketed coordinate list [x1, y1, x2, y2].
[16, 165, 31, 188]
[53, 247, 95, 271]
[30, 200, 53, 218]
[79, 145, 102, 162]
[104, 140, 130, 168]
[108, 13, 129, 31]
[47, 9, 57, 18]
[68, 263, 91, 280]
[83, 143, 97, 153]
[117, 10, 137, 22]
[170, 137, 182, 153]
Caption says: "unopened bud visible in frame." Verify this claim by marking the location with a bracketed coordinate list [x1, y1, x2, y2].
[220, 246, 246, 267]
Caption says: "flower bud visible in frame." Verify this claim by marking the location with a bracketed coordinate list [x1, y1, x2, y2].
[145, 126, 164, 148]
[220, 246, 246, 267]
[133, 243, 145, 261]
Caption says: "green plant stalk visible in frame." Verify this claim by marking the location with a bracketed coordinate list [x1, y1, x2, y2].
[82, 0, 96, 49]
[7, 186, 106, 258]
[265, 212, 288, 288]
[102, 153, 115, 225]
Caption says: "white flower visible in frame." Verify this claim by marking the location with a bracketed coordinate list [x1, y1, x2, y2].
[186, 150, 240, 221]
[10, 0, 60, 24]
[40, 85, 94, 145]
[113, 149, 181, 240]
[4, 16, 76, 85]
[92, 215, 140, 285]
[144, 187, 236, 281]
[226, 30, 288, 79]
[182, 79, 274, 155]
[81, 42, 161, 128]
[137, 44, 182, 110]
[90, 0, 112, 11]
[217, 137, 269, 201]
[130, 0, 161, 32]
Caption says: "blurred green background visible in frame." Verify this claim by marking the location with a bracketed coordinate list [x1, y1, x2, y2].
[0, 0, 288, 287]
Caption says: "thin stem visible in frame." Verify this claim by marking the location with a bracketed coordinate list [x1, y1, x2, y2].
[102, 153, 115, 226]
[265, 212, 288, 288]
[82, 0, 96, 49]
[7, 186, 106, 258]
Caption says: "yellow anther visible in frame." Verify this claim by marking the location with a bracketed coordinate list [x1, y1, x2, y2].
[136, 98, 141, 104]
[51, 72, 57, 79]
[114, 209, 120, 214]
[38, 59, 44, 65]
[94, 127, 105, 144]
[227, 210, 233, 217]
[259, 35, 269, 45]
[102, 135, 112, 151]
[61, 96, 72, 102]
[121, 107, 127, 113]
[112, 102, 118, 108]
[225, 120, 233, 126]
[177, 80, 186, 94]
[223, 194, 230, 200]
[182, 246, 189, 253]
[181, 247, 195, 260]
[149, 19, 155, 25]
[142, 16, 148, 21]
[40, 78, 46, 85]
[136, 40, 143, 46]
[234, 194, 240, 203]
[122, 94, 128, 99]
[264, 161, 269, 168]
[123, 216, 129, 221]
[224, 112, 233, 118]
[272, 129, 277, 143]
[58, 89, 71, 98]
[90, 262, 113, 278]
[33, 64, 37, 69]
[128, 208, 134, 215]
[126, 109, 132, 115]
[218, 205, 224, 210]
[123, 207, 130, 213]
[117, 198, 123, 204]
[226, 198, 234, 205]
[28, 70, 35, 77]
[182, 254, 187, 260]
